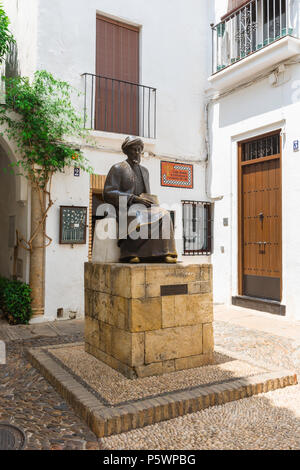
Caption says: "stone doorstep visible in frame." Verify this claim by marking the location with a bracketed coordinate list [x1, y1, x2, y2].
[26, 346, 298, 439]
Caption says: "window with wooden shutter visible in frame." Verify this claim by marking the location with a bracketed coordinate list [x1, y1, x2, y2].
[95, 15, 139, 135]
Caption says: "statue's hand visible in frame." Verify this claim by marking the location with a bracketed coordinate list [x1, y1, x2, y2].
[132, 196, 152, 208]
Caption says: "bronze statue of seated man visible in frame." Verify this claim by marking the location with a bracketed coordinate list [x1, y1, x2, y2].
[103, 136, 178, 264]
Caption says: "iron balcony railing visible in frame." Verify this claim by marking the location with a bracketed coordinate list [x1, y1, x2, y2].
[212, 0, 299, 74]
[82, 73, 157, 139]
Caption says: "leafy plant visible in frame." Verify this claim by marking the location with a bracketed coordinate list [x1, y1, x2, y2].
[0, 277, 32, 325]
[0, 70, 93, 251]
[0, 3, 14, 63]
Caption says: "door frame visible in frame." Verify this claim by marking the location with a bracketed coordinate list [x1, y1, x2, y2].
[89, 174, 107, 261]
[237, 129, 283, 300]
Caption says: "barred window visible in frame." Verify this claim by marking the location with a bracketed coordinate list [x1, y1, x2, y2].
[242, 133, 280, 161]
[182, 201, 213, 255]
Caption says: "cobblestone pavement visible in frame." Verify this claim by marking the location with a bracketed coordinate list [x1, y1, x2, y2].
[0, 321, 101, 450]
[0, 314, 299, 450]
[100, 321, 300, 450]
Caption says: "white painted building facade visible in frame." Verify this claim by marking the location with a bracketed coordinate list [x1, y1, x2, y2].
[0, 0, 213, 322]
[2, 0, 300, 322]
[209, 0, 300, 319]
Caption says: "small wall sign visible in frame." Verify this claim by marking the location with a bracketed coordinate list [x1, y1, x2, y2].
[74, 168, 80, 177]
[59, 206, 87, 244]
[161, 161, 193, 189]
[293, 140, 299, 152]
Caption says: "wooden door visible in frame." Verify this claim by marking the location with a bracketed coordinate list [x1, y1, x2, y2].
[238, 132, 282, 301]
[95, 15, 139, 135]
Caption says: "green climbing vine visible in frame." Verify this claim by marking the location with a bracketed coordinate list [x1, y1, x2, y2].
[0, 70, 93, 251]
[0, 3, 14, 63]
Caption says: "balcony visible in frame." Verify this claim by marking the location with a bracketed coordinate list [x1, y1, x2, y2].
[82, 73, 157, 139]
[209, 0, 300, 91]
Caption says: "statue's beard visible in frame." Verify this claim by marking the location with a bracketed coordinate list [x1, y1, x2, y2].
[132, 156, 141, 164]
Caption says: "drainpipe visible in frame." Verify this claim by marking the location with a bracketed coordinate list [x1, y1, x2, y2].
[204, 100, 223, 202]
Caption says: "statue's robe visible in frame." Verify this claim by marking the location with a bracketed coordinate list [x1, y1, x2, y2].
[103, 159, 177, 260]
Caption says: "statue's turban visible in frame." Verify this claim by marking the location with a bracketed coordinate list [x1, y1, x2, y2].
[121, 136, 144, 154]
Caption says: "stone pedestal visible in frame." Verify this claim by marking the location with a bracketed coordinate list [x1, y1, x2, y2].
[84, 263, 214, 379]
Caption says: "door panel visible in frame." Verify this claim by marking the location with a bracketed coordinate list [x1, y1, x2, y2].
[240, 135, 281, 301]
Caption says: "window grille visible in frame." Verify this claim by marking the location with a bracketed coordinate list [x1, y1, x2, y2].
[182, 201, 213, 255]
[242, 133, 280, 161]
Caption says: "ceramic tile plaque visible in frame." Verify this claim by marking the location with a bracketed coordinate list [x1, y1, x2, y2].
[59, 206, 87, 244]
[161, 161, 193, 189]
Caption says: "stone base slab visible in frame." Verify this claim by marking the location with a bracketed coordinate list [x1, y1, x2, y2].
[27, 344, 298, 438]
[85, 343, 214, 379]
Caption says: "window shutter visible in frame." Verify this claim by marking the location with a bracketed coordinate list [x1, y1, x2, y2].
[222, 1, 251, 21]
[95, 15, 140, 135]
[228, 0, 249, 11]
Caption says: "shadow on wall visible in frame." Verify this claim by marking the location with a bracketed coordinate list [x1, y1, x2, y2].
[5, 41, 19, 79]
[0, 148, 16, 279]
[218, 64, 300, 129]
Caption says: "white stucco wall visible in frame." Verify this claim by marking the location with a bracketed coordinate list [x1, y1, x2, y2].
[0, 147, 30, 283]
[0, 150, 16, 279]
[2, 0, 38, 78]
[36, 0, 210, 162]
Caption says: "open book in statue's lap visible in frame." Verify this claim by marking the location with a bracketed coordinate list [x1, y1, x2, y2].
[103, 137, 177, 264]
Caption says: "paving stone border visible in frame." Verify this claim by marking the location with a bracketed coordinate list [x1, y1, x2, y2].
[26, 344, 298, 438]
